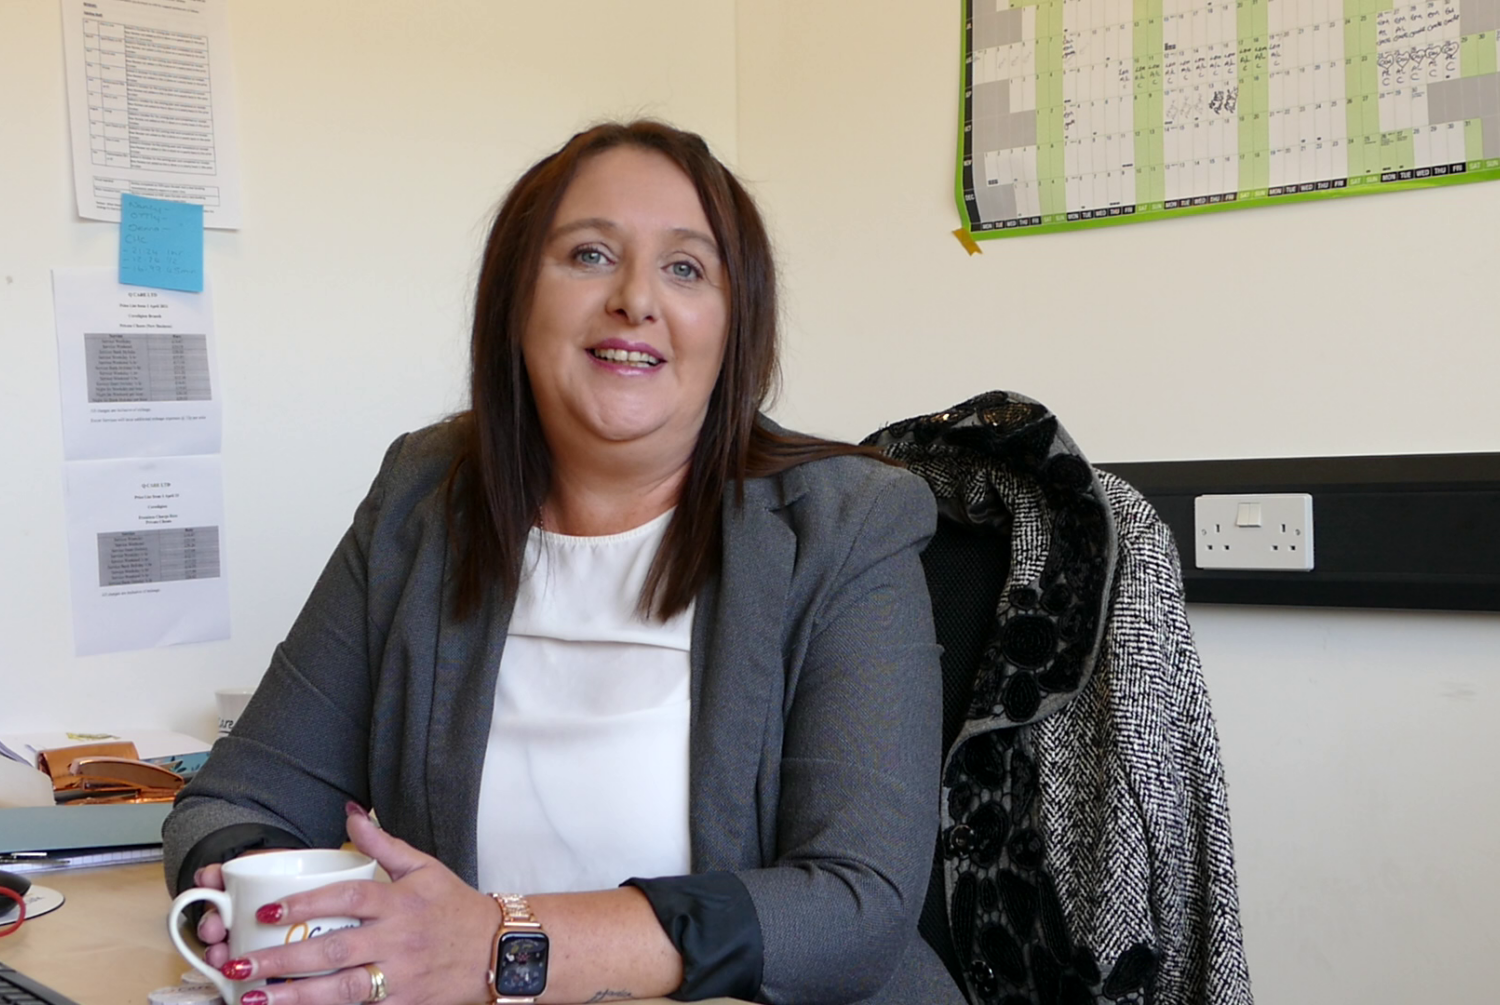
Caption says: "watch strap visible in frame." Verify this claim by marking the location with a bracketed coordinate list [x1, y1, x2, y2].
[491, 892, 544, 932]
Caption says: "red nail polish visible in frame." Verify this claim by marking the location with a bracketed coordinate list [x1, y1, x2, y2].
[255, 903, 284, 924]
[239, 991, 268, 1005]
[221, 959, 253, 980]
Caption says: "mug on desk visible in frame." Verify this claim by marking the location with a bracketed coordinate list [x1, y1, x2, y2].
[215, 687, 257, 740]
[168, 849, 377, 1003]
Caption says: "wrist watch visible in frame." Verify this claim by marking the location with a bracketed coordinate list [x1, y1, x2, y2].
[487, 892, 549, 1004]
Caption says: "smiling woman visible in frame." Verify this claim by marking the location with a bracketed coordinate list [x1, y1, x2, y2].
[163, 121, 964, 1005]
[447, 121, 860, 625]
[520, 147, 731, 535]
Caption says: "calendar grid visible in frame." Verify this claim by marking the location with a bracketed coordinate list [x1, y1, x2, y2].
[957, 0, 1500, 237]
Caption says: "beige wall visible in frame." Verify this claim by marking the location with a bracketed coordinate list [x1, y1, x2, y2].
[734, 4, 1499, 1004]
[2, 2, 1497, 1002]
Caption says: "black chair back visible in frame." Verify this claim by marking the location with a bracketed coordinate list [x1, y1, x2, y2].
[916, 513, 1012, 992]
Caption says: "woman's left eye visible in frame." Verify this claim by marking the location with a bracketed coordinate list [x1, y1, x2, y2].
[668, 261, 702, 280]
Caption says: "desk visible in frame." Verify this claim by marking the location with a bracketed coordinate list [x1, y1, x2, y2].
[0, 866, 733, 1005]
[2, 864, 184, 1005]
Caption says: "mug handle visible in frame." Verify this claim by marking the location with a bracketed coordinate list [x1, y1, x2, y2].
[167, 887, 238, 1003]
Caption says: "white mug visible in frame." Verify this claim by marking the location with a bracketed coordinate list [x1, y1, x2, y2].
[168, 849, 377, 1003]
[215, 687, 257, 739]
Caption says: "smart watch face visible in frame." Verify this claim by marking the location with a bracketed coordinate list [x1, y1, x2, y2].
[495, 932, 549, 997]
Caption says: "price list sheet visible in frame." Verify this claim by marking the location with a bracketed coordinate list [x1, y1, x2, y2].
[53, 267, 228, 655]
[956, 0, 1500, 237]
[64, 455, 229, 656]
[98, 526, 221, 587]
[60, 0, 243, 228]
[53, 267, 221, 461]
[86, 333, 212, 404]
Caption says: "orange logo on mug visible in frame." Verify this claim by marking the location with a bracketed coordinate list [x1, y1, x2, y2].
[283, 920, 355, 944]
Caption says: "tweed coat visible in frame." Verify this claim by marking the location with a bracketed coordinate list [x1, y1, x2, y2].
[868, 392, 1254, 1005]
[164, 420, 967, 1005]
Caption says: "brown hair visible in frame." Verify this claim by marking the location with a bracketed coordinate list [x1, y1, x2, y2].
[446, 120, 891, 620]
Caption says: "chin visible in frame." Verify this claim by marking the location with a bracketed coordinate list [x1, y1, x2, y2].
[593, 422, 668, 445]
[580, 403, 673, 443]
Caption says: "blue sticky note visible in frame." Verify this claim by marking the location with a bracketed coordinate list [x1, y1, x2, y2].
[119, 193, 204, 293]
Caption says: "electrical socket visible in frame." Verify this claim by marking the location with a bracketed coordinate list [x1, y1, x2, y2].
[1194, 493, 1314, 571]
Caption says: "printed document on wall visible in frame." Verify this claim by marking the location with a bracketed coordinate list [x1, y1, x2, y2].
[64, 454, 229, 656]
[60, 0, 243, 229]
[53, 267, 222, 461]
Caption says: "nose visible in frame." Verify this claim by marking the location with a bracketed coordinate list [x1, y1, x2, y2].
[605, 257, 659, 326]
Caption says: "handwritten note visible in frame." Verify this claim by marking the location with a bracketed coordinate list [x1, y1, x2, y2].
[119, 194, 204, 293]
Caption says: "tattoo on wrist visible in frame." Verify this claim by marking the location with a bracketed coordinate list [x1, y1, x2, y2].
[585, 992, 631, 1003]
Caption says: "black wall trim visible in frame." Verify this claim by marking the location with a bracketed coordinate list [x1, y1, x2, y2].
[1097, 453, 1500, 612]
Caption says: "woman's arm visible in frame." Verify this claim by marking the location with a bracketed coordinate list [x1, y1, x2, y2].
[218, 808, 684, 1005]
[613, 465, 944, 1004]
[737, 470, 943, 1002]
[164, 433, 411, 893]
[526, 889, 683, 1003]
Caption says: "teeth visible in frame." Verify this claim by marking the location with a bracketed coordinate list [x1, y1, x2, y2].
[591, 347, 661, 367]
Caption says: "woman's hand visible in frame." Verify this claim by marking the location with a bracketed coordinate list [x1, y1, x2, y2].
[220, 804, 499, 1005]
[193, 863, 233, 970]
[196, 850, 295, 969]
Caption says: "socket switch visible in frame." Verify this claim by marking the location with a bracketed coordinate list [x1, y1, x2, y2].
[1194, 493, 1314, 571]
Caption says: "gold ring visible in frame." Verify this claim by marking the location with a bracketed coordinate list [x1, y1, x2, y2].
[363, 964, 389, 1004]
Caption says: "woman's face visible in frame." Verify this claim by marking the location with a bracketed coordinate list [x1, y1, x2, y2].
[522, 146, 730, 469]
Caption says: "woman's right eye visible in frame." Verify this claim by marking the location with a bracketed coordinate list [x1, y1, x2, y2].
[574, 247, 607, 266]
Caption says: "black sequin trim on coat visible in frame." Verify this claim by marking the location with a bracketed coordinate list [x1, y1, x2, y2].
[868, 392, 1158, 1005]
[865, 391, 1116, 731]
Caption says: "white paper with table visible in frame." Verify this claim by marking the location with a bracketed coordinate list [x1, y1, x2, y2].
[59, 0, 243, 228]
[52, 267, 222, 461]
[63, 454, 230, 656]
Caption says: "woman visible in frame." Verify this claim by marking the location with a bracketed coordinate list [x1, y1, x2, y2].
[164, 121, 965, 1005]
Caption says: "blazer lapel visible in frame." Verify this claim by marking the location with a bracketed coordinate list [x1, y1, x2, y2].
[688, 468, 805, 871]
[425, 572, 514, 887]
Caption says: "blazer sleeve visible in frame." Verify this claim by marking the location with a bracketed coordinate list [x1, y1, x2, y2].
[750, 470, 943, 1003]
[628, 469, 943, 1004]
[729, 469, 944, 1004]
[162, 434, 407, 895]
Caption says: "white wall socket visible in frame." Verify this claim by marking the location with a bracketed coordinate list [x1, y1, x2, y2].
[1194, 493, 1315, 571]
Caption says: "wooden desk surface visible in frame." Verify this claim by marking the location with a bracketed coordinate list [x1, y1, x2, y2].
[1, 864, 185, 1005]
[0, 865, 733, 1005]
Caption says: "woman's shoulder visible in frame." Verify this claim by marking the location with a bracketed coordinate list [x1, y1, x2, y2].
[380, 417, 464, 471]
[365, 418, 464, 493]
[758, 429, 937, 541]
[790, 447, 927, 499]
[741, 434, 938, 648]
[344, 419, 468, 538]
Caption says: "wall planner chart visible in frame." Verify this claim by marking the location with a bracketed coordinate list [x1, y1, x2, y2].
[956, 0, 1500, 237]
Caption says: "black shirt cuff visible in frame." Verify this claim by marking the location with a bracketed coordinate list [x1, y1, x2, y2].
[623, 873, 763, 1002]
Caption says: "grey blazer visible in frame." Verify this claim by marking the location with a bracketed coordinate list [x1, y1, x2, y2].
[164, 422, 968, 1005]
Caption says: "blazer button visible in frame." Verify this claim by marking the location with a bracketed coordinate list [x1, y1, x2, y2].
[947, 824, 974, 856]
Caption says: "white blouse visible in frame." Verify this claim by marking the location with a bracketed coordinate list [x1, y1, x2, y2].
[474, 509, 693, 895]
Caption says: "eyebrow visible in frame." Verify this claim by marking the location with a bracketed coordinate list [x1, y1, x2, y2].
[549, 217, 721, 258]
